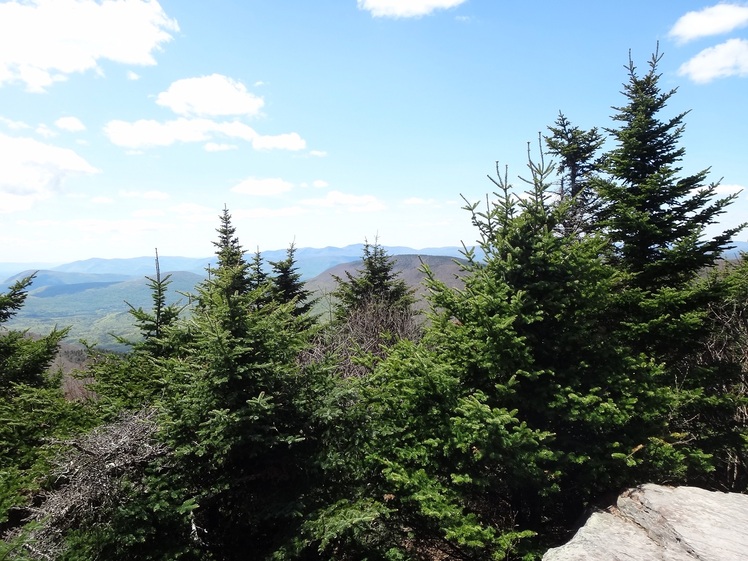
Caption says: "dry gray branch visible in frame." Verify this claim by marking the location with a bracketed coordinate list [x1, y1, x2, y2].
[2, 408, 168, 560]
[302, 296, 422, 378]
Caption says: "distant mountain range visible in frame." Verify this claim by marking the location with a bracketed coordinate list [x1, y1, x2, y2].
[2, 240, 746, 352]
[0, 244, 469, 282]
[1, 246, 469, 351]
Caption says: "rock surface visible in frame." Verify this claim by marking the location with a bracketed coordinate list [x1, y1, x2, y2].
[543, 484, 748, 561]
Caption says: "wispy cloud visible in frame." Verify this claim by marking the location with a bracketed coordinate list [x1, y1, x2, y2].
[252, 132, 306, 151]
[300, 190, 385, 212]
[104, 117, 306, 151]
[132, 208, 166, 218]
[91, 196, 114, 204]
[0, 116, 30, 130]
[204, 142, 238, 152]
[35, 124, 56, 138]
[169, 203, 217, 223]
[669, 3, 748, 43]
[119, 189, 170, 200]
[358, 0, 467, 18]
[0, 132, 99, 212]
[231, 177, 294, 196]
[234, 206, 306, 219]
[678, 38, 748, 82]
[0, 0, 178, 92]
[403, 196, 439, 206]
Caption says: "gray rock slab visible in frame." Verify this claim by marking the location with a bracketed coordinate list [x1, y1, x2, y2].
[543, 484, 748, 561]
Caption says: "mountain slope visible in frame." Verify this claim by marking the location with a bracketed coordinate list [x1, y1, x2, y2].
[4, 255, 464, 350]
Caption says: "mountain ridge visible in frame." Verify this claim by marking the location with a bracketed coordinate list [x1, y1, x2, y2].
[2, 244, 470, 282]
[2, 253, 465, 351]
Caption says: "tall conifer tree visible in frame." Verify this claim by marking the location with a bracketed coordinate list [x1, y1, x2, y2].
[211, 206, 252, 298]
[270, 242, 314, 317]
[598, 50, 742, 288]
[544, 113, 605, 234]
[331, 239, 413, 321]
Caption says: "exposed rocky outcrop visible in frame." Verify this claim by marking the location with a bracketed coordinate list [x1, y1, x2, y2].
[543, 484, 748, 561]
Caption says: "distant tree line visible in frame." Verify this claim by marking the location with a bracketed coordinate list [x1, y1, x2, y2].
[1, 50, 747, 560]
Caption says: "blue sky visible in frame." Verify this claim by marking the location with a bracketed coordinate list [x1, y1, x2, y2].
[1, 0, 747, 263]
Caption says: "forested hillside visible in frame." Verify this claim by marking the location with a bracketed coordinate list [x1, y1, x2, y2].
[2, 254, 464, 351]
[1, 52, 747, 561]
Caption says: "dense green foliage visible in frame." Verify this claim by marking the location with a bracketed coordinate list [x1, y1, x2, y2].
[1, 51, 747, 560]
[0, 276, 96, 535]
[331, 239, 415, 321]
[271, 243, 316, 318]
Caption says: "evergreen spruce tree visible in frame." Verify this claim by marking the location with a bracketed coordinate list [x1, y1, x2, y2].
[0, 275, 68, 388]
[270, 242, 315, 317]
[125, 250, 182, 358]
[64, 210, 326, 561]
[158, 214, 322, 559]
[301, 153, 679, 559]
[420, 154, 678, 550]
[331, 238, 414, 321]
[598, 49, 742, 289]
[246, 247, 275, 311]
[592, 51, 747, 476]
[211, 206, 252, 298]
[90, 251, 185, 414]
[0, 276, 94, 536]
[325, 239, 419, 377]
[544, 113, 605, 234]
[247, 247, 268, 291]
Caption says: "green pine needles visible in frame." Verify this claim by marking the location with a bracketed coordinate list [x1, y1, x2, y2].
[1, 50, 746, 561]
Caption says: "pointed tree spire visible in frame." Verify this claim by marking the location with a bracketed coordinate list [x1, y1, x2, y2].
[211, 206, 252, 297]
[331, 238, 414, 321]
[270, 242, 315, 317]
[598, 49, 743, 288]
[544, 112, 605, 234]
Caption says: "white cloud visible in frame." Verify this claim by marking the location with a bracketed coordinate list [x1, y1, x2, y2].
[669, 4, 748, 43]
[127, 70, 140, 80]
[91, 196, 114, 204]
[252, 132, 306, 150]
[169, 202, 216, 222]
[119, 189, 170, 200]
[105, 117, 221, 147]
[0, 116, 30, 130]
[36, 124, 57, 138]
[204, 142, 238, 152]
[232, 177, 294, 196]
[55, 116, 86, 132]
[0, 132, 99, 212]
[715, 183, 745, 195]
[156, 74, 264, 117]
[68, 216, 168, 235]
[312, 179, 329, 188]
[678, 38, 748, 82]
[300, 190, 385, 212]
[132, 208, 165, 218]
[235, 206, 306, 219]
[403, 196, 439, 206]
[0, 0, 178, 92]
[104, 117, 306, 151]
[309, 150, 327, 157]
[358, 0, 466, 18]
